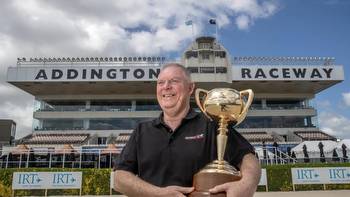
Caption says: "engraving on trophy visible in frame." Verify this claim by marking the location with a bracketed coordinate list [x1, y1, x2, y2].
[190, 88, 254, 197]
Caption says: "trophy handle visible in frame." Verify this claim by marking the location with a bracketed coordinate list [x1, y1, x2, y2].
[195, 88, 212, 120]
[235, 89, 254, 125]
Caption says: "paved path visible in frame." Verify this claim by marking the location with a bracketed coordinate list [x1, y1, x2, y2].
[254, 190, 350, 197]
[56, 190, 350, 196]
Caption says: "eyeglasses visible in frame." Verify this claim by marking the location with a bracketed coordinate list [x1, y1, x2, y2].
[157, 78, 183, 86]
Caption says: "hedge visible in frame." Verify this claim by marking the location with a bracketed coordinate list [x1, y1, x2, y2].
[263, 162, 350, 192]
[1, 163, 350, 196]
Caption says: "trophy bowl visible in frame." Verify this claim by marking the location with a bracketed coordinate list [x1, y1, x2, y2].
[189, 88, 254, 197]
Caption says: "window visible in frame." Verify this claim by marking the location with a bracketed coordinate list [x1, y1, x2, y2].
[198, 42, 212, 49]
[98, 137, 107, 145]
[215, 67, 227, 73]
[200, 67, 215, 73]
[202, 53, 210, 60]
[214, 51, 226, 58]
[185, 51, 198, 58]
[187, 67, 199, 73]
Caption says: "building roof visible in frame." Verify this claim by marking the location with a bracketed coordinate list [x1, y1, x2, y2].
[294, 131, 336, 141]
[241, 132, 275, 143]
[21, 133, 89, 145]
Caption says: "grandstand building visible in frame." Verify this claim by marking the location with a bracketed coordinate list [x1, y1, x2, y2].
[6, 36, 345, 151]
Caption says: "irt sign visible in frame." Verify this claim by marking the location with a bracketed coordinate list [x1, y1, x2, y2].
[18, 173, 43, 184]
[12, 172, 48, 189]
[292, 167, 350, 185]
[53, 173, 76, 184]
[296, 169, 319, 180]
[12, 172, 82, 190]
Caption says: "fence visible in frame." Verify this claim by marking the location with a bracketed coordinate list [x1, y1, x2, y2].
[1, 147, 349, 169]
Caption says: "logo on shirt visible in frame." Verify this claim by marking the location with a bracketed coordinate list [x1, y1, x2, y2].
[184, 133, 204, 140]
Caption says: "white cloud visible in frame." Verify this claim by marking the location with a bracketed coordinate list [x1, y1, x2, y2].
[236, 15, 251, 30]
[343, 92, 350, 107]
[0, 0, 280, 139]
[319, 112, 350, 139]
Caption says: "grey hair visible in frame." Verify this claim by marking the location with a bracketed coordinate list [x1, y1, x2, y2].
[160, 63, 192, 82]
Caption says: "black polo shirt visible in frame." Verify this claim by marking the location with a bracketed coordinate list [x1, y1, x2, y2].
[115, 109, 254, 187]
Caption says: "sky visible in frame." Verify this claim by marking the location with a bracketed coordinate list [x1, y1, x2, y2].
[0, 0, 349, 139]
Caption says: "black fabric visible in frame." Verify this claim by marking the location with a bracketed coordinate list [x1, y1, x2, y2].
[115, 109, 254, 187]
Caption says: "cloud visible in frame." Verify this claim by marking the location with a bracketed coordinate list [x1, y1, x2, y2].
[235, 15, 251, 30]
[343, 92, 350, 107]
[0, 0, 280, 139]
[319, 111, 350, 139]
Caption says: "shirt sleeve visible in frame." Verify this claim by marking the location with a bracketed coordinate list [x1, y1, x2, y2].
[114, 128, 138, 174]
[225, 127, 255, 169]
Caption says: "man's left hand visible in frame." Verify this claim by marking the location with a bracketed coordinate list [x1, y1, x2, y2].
[209, 180, 255, 197]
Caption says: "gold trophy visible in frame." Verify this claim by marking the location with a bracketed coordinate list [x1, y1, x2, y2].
[190, 88, 254, 197]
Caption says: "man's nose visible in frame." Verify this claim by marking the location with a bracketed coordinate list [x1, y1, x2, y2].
[164, 80, 172, 89]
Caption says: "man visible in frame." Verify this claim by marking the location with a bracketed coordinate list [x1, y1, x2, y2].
[114, 63, 261, 197]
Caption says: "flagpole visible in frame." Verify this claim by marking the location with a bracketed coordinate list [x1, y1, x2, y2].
[192, 23, 194, 41]
[215, 23, 218, 41]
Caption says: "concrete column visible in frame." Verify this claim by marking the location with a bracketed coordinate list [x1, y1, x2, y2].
[131, 100, 136, 111]
[262, 99, 267, 109]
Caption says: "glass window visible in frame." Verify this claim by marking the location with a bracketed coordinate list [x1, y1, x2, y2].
[187, 67, 199, 73]
[90, 100, 132, 111]
[200, 67, 215, 73]
[136, 100, 161, 111]
[215, 67, 227, 73]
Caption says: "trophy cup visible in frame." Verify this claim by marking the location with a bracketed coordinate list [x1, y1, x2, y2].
[190, 88, 254, 197]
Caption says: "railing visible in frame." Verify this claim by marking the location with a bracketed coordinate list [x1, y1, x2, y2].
[36, 105, 133, 112]
[2, 147, 348, 169]
[256, 147, 350, 165]
[0, 149, 119, 169]
[250, 104, 312, 110]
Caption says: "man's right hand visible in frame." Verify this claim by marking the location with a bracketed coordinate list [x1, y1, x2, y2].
[158, 186, 194, 197]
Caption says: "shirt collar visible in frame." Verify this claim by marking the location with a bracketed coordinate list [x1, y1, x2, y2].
[152, 108, 199, 127]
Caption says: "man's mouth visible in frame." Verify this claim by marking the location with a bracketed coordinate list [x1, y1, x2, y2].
[162, 93, 175, 98]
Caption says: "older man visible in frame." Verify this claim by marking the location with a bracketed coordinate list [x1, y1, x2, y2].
[114, 63, 261, 197]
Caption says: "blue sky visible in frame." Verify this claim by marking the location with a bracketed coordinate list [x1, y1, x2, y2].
[0, 0, 349, 139]
[222, 0, 350, 138]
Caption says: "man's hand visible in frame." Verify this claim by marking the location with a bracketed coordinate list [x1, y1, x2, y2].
[209, 154, 261, 197]
[158, 186, 194, 197]
[209, 180, 255, 197]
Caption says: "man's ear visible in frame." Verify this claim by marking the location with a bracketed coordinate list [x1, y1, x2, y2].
[189, 82, 195, 95]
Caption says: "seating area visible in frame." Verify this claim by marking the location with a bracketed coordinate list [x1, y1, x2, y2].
[20, 133, 90, 145]
[294, 131, 336, 141]
[241, 132, 275, 143]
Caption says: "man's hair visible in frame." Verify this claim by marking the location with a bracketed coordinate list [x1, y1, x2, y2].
[161, 63, 192, 82]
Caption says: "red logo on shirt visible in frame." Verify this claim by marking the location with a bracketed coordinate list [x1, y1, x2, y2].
[185, 134, 204, 140]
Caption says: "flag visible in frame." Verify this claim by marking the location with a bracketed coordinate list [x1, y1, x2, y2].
[185, 20, 193, 26]
[209, 19, 216, 25]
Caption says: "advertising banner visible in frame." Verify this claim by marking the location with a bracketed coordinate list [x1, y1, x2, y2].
[12, 172, 82, 190]
[291, 167, 350, 185]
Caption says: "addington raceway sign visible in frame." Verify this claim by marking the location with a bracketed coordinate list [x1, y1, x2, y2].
[7, 65, 344, 82]
[232, 66, 344, 80]
[7, 66, 161, 82]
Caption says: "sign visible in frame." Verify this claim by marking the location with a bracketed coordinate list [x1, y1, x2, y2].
[12, 172, 82, 190]
[291, 167, 350, 185]
[232, 66, 344, 80]
[49, 172, 82, 189]
[7, 66, 161, 82]
[13, 172, 48, 189]
[258, 169, 267, 186]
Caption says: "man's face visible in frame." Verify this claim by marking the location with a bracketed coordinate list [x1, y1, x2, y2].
[156, 66, 194, 115]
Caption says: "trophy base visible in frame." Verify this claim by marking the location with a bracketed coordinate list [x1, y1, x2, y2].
[189, 160, 241, 197]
